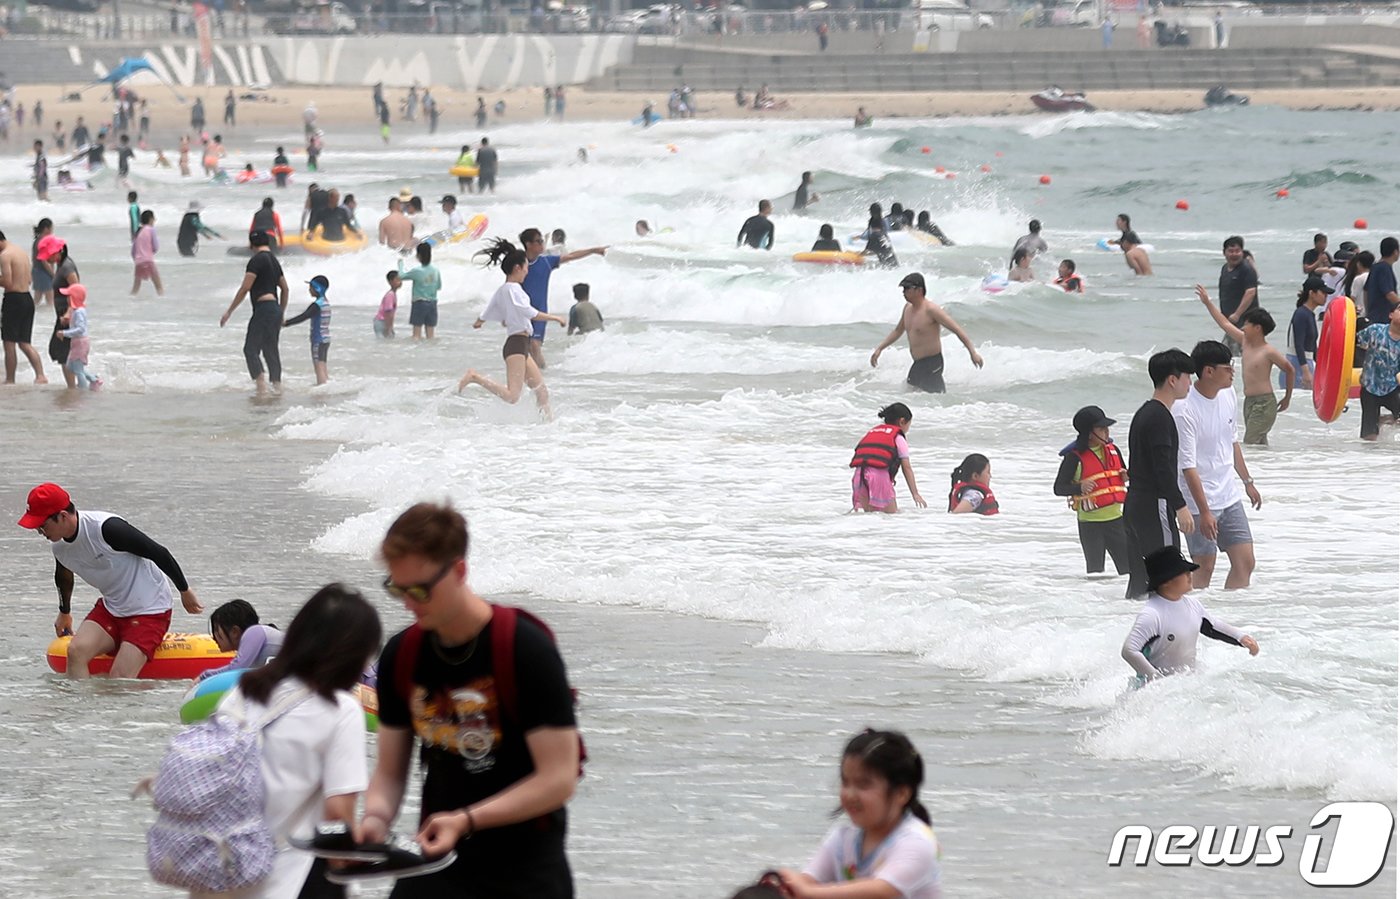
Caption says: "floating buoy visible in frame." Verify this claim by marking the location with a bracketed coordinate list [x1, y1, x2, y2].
[1175, 199, 1190, 211]
[920, 146, 931, 154]
[1039, 174, 1051, 185]
[979, 164, 991, 173]
[946, 172, 956, 179]
[1354, 218, 1368, 229]
[666, 143, 678, 154]
[1276, 188, 1289, 198]
[934, 165, 945, 173]
[995, 151, 1004, 157]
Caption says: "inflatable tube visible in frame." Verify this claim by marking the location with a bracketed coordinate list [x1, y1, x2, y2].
[420, 213, 490, 249]
[632, 111, 663, 126]
[792, 250, 865, 266]
[226, 231, 303, 257]
[1097, 237, 1156, 253]
[1314, 297, 1359, 422]
[301, 227, 369, 257]
[449, 164, 479, 178]
[47, 633, 233, 680]
[178, 667, 380, 731]
[981, 274, 1009, 294]
[271, 164, 293, 175]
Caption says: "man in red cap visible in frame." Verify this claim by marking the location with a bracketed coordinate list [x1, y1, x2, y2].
[19, 484, 203, 679]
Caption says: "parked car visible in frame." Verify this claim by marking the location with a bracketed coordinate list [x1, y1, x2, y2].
[914, 0, 993, 31]
[283, 1, 357, 33]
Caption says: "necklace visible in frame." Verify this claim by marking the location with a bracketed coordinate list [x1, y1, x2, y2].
[430, 632, 479, 665]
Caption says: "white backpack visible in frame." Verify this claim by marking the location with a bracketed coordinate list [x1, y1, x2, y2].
[144, 686, 308, 892]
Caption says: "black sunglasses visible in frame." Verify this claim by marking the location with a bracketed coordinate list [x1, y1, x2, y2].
[382, 560, 457, 603]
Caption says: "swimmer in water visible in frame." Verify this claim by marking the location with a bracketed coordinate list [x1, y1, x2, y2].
[1008, 248, 1035, 282]
[737, 200, 775, 250]
[948, 453, 998, 514]
[1122, 546, 1259, 682]
[1121, 232, 1152, 276]
[870, 272, 983, 393]
[793, 171, 818, 213]
[849, 402, 927, 513]
[811, 224, 841, 253]
[1054, 259, 1084, 293]
[860, 206, 897, 268]
[915, 211, 953, 246]
[635, 220, 652, 237]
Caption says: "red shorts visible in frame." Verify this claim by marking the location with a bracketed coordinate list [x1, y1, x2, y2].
[134, 261, 159, 281]
[85, 598, 171, 660]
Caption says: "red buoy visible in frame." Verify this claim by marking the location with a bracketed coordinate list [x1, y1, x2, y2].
[1175, 199, 1190, 211]
[1039, 174, 1051, 185]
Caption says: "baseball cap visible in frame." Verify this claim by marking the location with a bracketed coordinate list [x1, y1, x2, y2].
[35, 235, 65, 261]
[249, 230, 271, 247]
[899, 273, 925, 290]
[1302, 275, 1329, 294]
[19, 483, 70, 529]
[307, 275, 330, 293]
[58, 284, 87, 305]
[1072, 405, 1116, 437]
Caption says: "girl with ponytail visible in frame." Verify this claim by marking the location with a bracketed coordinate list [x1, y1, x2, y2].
[948, 453, 997, 515]
[776, 729, 943, 898]
[459, 237, 567, 419]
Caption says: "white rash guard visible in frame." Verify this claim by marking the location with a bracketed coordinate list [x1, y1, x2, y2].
[1122, 592, 1247, 679]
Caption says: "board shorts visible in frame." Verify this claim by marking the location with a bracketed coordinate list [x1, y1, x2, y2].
[312, 341, 330, 363]
[1360, 387, 1400, 439]
[409, 299, 438, 328]
[852, 466, 896, 511]
[1185, 500, 1254, 557]
[503, 333, 530, 359]
[133, 261, 158, 281]
[906, 353, 946, 393]
[1241, 393, 1277, 446]
[86, 598, 172, 661]
[1, 291, 35, 343]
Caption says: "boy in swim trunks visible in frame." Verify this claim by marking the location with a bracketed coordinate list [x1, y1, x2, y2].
[849, 402, 927, 513]
[870, 273, 983, 393]
[1194, 285, 1294, 445]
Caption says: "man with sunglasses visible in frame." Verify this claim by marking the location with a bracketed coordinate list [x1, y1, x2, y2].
[18, 483, 202, 679]
[356, 502, 579, 897]
[520, 227, 606, 371]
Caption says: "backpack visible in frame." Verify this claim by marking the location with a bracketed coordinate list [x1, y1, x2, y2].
[144, 686, 309, 892]
[394, 604, 587, 778]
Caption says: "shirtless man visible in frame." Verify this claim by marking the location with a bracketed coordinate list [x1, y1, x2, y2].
[377, 198, 415, 250]
[1122, 233, 1153, 276]
[0, 232, 47, 384]
[870, 272, 983, 393]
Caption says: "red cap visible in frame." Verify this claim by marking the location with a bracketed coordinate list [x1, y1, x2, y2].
[19, 483, 70, 529]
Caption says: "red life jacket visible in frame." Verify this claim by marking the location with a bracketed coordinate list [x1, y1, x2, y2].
[1069, 442, 1127, 512]
[948, 481, 999, 515]
[849, 424, 902, 478]
[393, 604, 587, 781]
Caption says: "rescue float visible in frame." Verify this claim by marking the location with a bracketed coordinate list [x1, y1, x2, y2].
[47, 633, 232, 680]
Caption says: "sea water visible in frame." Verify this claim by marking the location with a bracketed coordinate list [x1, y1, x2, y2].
[0, 107, 1394, 897]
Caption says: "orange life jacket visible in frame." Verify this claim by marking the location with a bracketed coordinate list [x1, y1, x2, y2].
[1068, 442, 1127, 512]
[849, 424, 902, 479]
[948, 481, 999, 515]
[1054, 274, 1085, 293]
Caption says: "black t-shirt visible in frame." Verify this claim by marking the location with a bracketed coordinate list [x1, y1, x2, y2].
[794, 183, 809, 211]
[477, 146, 498, 174]
[738, 214, 774, 250]
[1125, 398, 1185, 511]
[244, 250, 284, 300]
[1302, 248, 1328, 268]
[320, 206, 351, 242]
[811, 238, 842, 252]
[178, 212, 199, 248]
[1217, 261, 1258, 317]
[377, 614, 576, 887]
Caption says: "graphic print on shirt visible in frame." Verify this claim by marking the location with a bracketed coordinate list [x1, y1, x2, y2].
[411, 677, 501, 772]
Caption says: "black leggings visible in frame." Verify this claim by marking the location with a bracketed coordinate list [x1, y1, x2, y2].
[243, 300, 282, 382]
[1078, 517, 1130, 575]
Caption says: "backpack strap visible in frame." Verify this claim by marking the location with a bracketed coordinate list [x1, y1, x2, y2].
[394, 623, 425, 706]
[490, 604, 520, 727]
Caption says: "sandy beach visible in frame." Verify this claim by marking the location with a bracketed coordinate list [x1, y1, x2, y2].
[8, 83, 1400, 147]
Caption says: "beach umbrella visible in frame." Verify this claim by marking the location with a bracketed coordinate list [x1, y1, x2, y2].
[84, 56, 187, 103]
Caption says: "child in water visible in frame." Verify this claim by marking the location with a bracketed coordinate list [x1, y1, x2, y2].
[376, 270, 400, 338]
[56, 284, 101, 390]
[774, 729, 943, 898]
[283, 274, 332, 385]
[1053, 259, 1084, 293]
[849, 402, 927, 513]
[198, 599, 285, 681]
[948, 453, 998, 515]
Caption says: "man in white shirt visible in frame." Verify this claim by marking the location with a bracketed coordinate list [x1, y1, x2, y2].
[1172, 340, 1262, 590]
[441, 194, 465, 232]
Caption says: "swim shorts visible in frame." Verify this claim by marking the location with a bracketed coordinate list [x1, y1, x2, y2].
[1, 292, 35, 343]
[906, 353, 945, 393]
[1360, 387, 1400, 439]
[312, 342, 330, 363]
[852, 466, 896, 511]
[1241, 393, 1277, 446]
[134, 261, 158, 281]
[409, 299, 438, 328]
[85, 598, 172, 661]
[1185, 500, 1253, 557]
[502, 333, 530, 360]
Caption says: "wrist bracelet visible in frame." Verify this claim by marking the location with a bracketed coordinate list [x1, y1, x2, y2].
[464, 809, 476, 839]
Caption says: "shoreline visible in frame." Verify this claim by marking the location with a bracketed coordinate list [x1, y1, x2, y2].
[5, 85, 1400, 143]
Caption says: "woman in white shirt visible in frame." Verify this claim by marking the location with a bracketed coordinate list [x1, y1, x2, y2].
[194, 585, 382, 899]
[458, 237, 567, 419]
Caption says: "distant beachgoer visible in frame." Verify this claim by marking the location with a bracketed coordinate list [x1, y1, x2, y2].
[220, 230, 290, 396]
[177, 200, 220, 257]
[399, 242, 443, 340]
[915, 212, 952, 246]
[1109, 213, 1134, 248]
[871, 272, 983, 393]
[476, 137, 498, 192]
[793, 171, 818, 212]
[378, 197, 415, 251]
[1121, 232, 1152, 276]
[520, 227, 606, 369]
[272, 145, 291, 188]
[775, 730, 941, 898]
[250, 197, 284, 250]
[30, 219, 54, 307]
[1012, 219, 1047, 263]
[127, 191, 142, 240]
[1195, 285, 1293, 445]
[32, 140, 48, 201]
[0, 230, 48, 384]
[636, 220, 653, 237]
[1301, 232, 1331, 275]
[849, 402, 927, 514]
[1008, 248, 1034, 282]
[130, 210, 163, 296]
[198, 599, 285, 682]
[737, 200, 775, 250]
[948, 453, 997, 515]
[811, 224, 841, 253]
[1055, 406, 1129, 575]
[460, 238, 566, 419]
[1053, 259, 1083, 293]
[223, 89, 236, 127]
[1122, 547, 1259, 682]
[56, 283, 100, 390]
[567, 283, 604, 335]
[178, 135, 190, 177]
[854, 107, 873, 128]
[455, 144, 476, 193]
[859, 206, 897, 267]
[475, 96, 487, 127]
